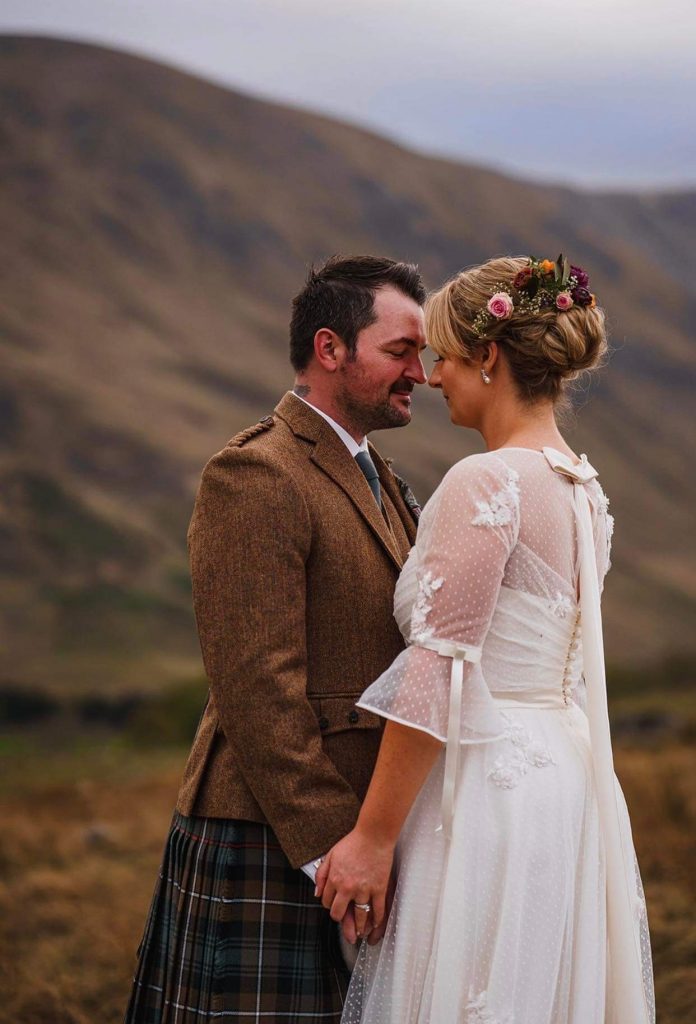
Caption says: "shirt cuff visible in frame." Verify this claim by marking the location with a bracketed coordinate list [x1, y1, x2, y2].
[300, 855, 326, 883]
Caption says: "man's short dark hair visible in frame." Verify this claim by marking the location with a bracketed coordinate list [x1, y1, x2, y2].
[289, 255, 426, 372]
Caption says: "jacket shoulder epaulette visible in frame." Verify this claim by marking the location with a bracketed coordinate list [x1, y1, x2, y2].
[229, 415, 275, 448]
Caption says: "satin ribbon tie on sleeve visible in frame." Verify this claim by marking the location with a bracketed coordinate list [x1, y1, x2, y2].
[411, 636, 482, 842]
[542, 447, 651, 1023]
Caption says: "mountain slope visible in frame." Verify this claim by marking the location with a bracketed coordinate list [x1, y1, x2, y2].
[1, 36, 694, 690]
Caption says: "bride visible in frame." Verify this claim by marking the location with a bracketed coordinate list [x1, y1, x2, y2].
[316, 255, 655, 1023]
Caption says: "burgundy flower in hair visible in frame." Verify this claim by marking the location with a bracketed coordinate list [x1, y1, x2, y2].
[571, 286, 593, 307]
[570, 265, 589, 289]
[513, 267, 533, 289]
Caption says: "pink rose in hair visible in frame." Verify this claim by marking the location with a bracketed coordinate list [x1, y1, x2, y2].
[556, 292, 574, 311]
[487, 292, 514, 319]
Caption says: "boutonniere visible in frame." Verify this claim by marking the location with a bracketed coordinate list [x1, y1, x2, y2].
[394, 472, 421, 522]
[383, 457, 421, 523]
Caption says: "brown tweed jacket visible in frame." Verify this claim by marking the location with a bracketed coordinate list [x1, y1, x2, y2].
[177, 392, 417, 868]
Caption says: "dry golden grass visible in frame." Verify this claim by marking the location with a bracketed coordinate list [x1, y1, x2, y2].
[0, 741, 181, 1024]
[612, 744, 696, 1020]
[0, 737, 694, 1022]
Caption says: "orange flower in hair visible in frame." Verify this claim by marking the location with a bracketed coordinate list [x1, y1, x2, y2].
[540, 259, 555, 275]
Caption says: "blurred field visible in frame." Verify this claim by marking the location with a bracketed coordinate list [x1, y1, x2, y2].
[1, 730, 695, 1023]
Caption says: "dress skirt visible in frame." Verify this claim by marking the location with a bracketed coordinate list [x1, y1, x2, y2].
[341, 702, 653, 1024]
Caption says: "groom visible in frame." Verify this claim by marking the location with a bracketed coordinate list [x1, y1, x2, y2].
[125, 255, 427, 1022]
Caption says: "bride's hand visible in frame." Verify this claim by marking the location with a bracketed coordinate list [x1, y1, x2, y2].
[315, 828, 395, 938]
[366, 869, 396, 945]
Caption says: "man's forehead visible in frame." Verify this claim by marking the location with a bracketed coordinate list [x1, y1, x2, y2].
[373, 284, 421, 312]
[373, 287, 425, 330]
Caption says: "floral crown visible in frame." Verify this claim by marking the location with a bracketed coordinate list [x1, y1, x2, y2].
[471, 254, 597, 338]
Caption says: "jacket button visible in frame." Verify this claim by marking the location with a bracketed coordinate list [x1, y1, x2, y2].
[318, 716, 329, 731]
[348, 710, 359, 724]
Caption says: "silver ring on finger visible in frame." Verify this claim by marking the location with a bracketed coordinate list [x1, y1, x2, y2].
[354, 902, 372, 912]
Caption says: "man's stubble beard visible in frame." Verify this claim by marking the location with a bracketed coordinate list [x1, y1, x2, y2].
[335, 362, 412, 436]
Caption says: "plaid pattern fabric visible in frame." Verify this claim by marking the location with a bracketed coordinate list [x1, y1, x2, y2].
[125, 813, 350, 1022]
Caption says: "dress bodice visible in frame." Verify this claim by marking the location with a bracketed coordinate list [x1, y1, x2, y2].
[396, 553, 585, 706]
[392, 448, 612, 710]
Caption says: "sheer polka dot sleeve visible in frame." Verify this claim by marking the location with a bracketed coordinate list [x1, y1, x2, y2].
[358, 454, 520, 744]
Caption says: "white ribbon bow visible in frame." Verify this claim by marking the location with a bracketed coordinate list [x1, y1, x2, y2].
[542, 446, 599, 484]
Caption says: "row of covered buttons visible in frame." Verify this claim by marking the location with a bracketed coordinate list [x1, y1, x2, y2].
[319, 709, 361, 730]
[562, 611, 582, 705]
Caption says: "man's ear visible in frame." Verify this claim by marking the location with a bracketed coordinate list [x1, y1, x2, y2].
[313, 328, 342, 373]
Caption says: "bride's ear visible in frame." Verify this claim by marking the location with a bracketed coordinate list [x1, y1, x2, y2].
[481, 342, 499, 374]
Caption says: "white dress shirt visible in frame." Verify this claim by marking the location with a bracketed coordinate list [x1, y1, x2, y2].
[294, 394, 369, 456]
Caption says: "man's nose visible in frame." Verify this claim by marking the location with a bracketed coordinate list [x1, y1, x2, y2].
[406, 352, 428, 385]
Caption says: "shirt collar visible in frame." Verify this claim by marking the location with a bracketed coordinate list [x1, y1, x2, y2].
[294, 395, 368, 457]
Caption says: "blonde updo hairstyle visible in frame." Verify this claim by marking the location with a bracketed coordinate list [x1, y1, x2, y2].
[426, 256, 607, 403]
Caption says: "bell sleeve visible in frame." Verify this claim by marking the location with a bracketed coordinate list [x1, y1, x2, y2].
[358, 454, 520, 746]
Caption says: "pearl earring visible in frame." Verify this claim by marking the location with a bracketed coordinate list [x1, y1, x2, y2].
[481, 369, 492, 384]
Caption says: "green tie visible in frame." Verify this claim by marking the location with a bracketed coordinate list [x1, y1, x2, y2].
[355, 451, 381, 507]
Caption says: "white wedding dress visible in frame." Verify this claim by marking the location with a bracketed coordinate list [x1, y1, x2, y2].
[341, 448, 654, 1024]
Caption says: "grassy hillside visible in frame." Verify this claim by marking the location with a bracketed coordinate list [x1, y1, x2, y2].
[0, 35, 694, 692]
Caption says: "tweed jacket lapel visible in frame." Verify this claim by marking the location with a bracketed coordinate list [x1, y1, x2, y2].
[275, 392, 406, 571]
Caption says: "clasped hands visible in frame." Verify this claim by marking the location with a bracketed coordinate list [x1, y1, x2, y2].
[314, 826, 396, 945]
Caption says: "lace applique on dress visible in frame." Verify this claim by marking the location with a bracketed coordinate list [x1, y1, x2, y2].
[595, 487, 615, 568]
[487, 717, 556, 789]
[464, 989, 513, 1024]
[471, 468, 520, 528]
[596, 490, 614, 539]
[548, 591, 573, 619]
[410, 571, 444, 642]
[606, 514, 615, 542]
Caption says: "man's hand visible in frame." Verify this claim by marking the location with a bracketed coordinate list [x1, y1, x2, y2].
[315, 827, 394, 939]
[339, 904, 358, 945]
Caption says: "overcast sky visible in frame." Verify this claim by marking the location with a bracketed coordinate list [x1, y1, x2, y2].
[2, 0, 694, 189]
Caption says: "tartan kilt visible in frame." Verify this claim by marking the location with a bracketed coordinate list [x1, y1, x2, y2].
[124, 812, 351, 1023]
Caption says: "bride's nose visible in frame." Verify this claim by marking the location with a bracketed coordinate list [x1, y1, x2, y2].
[428, 364, 442, 388]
